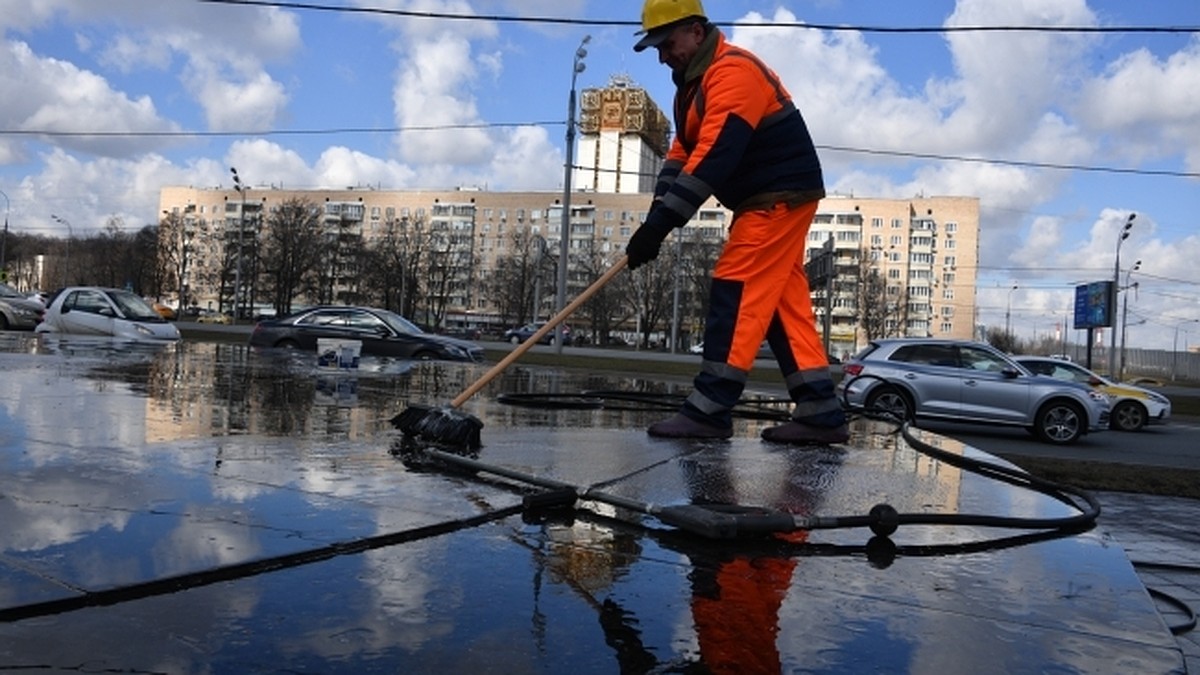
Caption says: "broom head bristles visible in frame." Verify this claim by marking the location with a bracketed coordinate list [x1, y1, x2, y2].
[392, 404, 484, 451]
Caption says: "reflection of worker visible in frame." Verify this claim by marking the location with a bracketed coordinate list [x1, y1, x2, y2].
[677, 450, 818, 673]
[626, 0, 847, 444]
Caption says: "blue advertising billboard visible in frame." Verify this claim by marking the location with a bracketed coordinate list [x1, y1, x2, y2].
[1074, 281, 1114, 329]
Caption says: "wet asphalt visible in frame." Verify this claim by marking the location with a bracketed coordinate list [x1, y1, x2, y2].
[0, 330, 1197, 673]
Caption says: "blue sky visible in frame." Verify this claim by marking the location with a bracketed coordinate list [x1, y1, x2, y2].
[1, 0, 1198, 349]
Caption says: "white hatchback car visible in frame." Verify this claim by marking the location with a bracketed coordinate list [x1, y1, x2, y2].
[36, 287, 181, 341]
[1014, 356, 1171, 432]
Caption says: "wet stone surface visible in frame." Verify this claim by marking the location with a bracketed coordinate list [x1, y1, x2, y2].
[0, 334, 1186, 673]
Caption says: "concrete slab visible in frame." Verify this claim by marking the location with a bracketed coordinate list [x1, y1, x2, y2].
[0, 335, 1187, 673]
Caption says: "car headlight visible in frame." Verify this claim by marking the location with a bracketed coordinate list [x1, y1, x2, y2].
[1086, 391, 1111, 405]
[445, 345, 467, 358]
[134, 324, 154, 336]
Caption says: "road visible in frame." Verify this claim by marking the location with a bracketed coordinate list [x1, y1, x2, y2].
[920, 418, 1200, 471]
[180, 326, 1199, 471]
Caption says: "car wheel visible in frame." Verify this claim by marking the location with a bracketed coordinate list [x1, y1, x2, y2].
[276, 339, 301, 349]
[1109, 400, 1147, 432]
[1034, 400, 1084, 445]
[864, 386, 913, 422]
[509, 335, 521, 344]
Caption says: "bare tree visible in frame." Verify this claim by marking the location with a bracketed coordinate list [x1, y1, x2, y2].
[421, 224, 473, 330]
[575, 241, 631, 345]
[856, 253, 908, 341]
[258, 197, 325, 316]
[678, 232, 722, 347]
[480, 228, 546, 330]
[363, 216, 427, 319]
[625, 254, 676, 349]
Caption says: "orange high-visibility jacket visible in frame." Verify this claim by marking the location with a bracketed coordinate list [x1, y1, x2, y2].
[649, 28, 825, 231]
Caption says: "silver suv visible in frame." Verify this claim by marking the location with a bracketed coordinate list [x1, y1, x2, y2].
[837, 338, 1111, 445]
[0, 282, 44, 331]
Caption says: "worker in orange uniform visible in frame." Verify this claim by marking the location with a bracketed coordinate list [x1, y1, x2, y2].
[626, 0, 849, 444]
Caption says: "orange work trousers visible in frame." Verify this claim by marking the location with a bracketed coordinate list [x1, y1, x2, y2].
[684, 200, 844, 428]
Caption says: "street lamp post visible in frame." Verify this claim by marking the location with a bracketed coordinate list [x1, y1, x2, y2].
[1173, 319, 1200, 382]
[230, 167, 247, 325]
[1005, 283, 1018, 344]
[531, 234, 546, 324]
[1118, 260, 1140, 381]
[1108, 212, 1135, 376]
[555, 34, 589, 354]
[51, 214, 73, 289]
[0, 189, 9, 274]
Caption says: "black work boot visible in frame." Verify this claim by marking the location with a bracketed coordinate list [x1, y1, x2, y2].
[647, 413, 733, 439]
[761, 421, 850, 445]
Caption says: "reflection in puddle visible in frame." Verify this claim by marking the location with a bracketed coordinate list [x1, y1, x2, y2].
[0, 334, 1177, 674]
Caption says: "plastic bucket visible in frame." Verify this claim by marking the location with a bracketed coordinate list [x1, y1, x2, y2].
[317, 338, 362, 369]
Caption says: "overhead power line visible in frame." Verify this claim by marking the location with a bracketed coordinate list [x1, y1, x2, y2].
[4, 123, 1197, 180]
[195, 0, 1200, 34]
[819, 146, 1200, 179]
[0, 121, 556, 138]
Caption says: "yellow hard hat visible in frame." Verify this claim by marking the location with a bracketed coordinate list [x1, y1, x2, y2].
[634, 0, 706, 52]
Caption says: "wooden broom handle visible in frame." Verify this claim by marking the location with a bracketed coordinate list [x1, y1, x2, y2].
[450, 256, 629, 408]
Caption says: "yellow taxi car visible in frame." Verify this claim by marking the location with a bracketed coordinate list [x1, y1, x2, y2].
[196, 310, 232, 325]
[1015, 356, 1171, 432]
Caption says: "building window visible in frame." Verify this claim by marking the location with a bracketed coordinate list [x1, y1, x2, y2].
[872, 217, 883, 228]
[941, 321, 954, 333]
[891, 218, 903, 228]
[943, 255, 956, 267]
[945, 222, 958, 233]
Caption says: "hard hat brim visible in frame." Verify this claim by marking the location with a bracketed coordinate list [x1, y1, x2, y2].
[633, 26, 673, 52]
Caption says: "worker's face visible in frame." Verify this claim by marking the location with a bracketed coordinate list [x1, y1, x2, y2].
[654, 21, 705, 72]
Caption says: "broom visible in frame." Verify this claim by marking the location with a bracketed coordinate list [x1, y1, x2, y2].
[393, 256, 629, 449]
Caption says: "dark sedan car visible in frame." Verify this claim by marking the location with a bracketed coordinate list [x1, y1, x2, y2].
[249, 306, 484, 362]
[503, 322, 572, 346]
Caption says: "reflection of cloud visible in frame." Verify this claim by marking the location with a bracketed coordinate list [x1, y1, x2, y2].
[0, 468, 137, 552]
[153, 513, 266, 576]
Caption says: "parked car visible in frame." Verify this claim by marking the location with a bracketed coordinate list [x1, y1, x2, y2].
[503, 322, 572, 346]
[1014, 356, 1171, 432]
[35, 287, 180, 341]
[196, 310, 232, 325]
[0, 282, 45, 331]
[249, 306, 484, 362]
[151, 302, 177, 320]
[837, 338, 1111, 445]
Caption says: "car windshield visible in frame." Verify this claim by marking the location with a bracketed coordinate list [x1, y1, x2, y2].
[105, 289, 162, 320]
[374, 309, 423, 335]
[1025, 360, 1098, 385]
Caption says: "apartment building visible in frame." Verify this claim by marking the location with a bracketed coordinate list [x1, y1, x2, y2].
[157, 78, 978, 353]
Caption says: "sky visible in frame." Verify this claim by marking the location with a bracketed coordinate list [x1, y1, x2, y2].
[1, 0, 1198, 350]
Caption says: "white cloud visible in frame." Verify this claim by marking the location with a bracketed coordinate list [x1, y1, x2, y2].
[315, 146, 419, 189]
[0, 40, 179, 158]
[1076, 38, 1200, 171]
[391, 30, 493, 164]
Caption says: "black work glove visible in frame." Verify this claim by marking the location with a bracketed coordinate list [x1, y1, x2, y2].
[626, 219, 673, 270]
